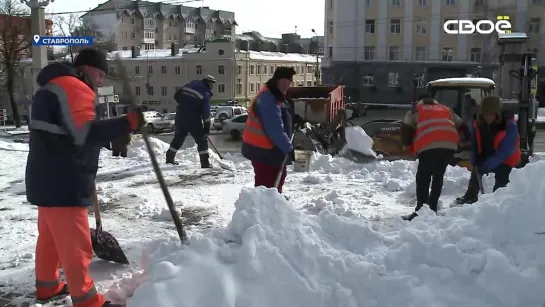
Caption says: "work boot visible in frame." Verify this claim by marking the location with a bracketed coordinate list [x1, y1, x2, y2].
[199, 153, 212, 168]
[401, 212, 418, 221]
[455, 195, 478, 205]
[166, 150, 179, 165]
[36, 284, 69, 303]
[103, 301, 125, 307]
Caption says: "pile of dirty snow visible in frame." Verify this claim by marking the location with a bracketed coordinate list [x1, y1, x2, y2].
[109, 159, 545, 307]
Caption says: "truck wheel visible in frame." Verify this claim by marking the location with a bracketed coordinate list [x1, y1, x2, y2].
[230, 129, 241, 139]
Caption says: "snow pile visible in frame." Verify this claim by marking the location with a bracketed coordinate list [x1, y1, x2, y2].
[343, 126, 377, 158]
[114, 159, 545, 307]
[0, 140, 29, 152]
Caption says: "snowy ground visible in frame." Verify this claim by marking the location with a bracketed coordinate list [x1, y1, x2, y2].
[1, 137, 545, 306]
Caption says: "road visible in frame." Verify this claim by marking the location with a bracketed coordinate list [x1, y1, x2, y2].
[155, 130, 242, 154]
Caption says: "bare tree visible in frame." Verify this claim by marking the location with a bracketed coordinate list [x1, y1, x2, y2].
[53, 13, 79, 62]
[0, 0, 30, 127]
[53, 13, 115, 62]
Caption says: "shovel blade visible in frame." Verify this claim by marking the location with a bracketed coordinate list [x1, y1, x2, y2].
[90, 228, 129, 264]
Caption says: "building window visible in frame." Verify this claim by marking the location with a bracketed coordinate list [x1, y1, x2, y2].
[445, 0, 455, 5]
[237, 65, 242, 74]
[392, 0, 401, 6]
[131, 32, 135, 39]
[270, 66, 274, 74]
[418, 0, 427, 5]
[135, 86, 140, 96]
[218, 84, 225, 93]
[250, 83, 255, 92]
[148, 86, 154, 95]
[307, 81, 312, 86]
[108, 67, 114, 74]
[256, 82, 261, 89]
[415, 21, 427, 34]
[196, 65, 202, 75]
[364, 46, 375, 60]
[147, 66, 153, 74]
[363, 74, 374, 87]
[257, 65, 261, 74]
[175, 65, 181, 75]
[161, 66, 167, 74]
[390, 19, 401, 34]
[328, 46, 333, 57]
[442, 47, 454, 61]
[307, 66, 313, 74]
[328, 21, 333, 35]
[388, 72, 399, 87]
[236, 79, 242, 95]
[415, 46, 427, 61]
[161, 86, 167, 96]
[415, 74, 425, 88]
[250, 65, 255, 74]
[470, 47, 482, 62]
[365, 19, 375, 34]
[389, 46, 400, 60]
[263, 65, 268, 74]
[218, 65, 225, 75]
[122, 32, 127, 39]
[528, 18, 541, 34]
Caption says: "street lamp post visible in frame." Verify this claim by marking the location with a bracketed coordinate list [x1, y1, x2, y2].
[311, 29, 320, 86]
[21, 0, 52, 123]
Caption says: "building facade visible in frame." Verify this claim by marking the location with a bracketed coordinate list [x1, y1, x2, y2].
[81, 0, 237, 51]
[323, 0, 545, 103]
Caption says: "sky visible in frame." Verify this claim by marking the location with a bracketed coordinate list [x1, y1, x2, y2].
[46, 0, 325, 38]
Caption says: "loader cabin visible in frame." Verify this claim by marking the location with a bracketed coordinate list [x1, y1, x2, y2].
[427, 77, 495, 116]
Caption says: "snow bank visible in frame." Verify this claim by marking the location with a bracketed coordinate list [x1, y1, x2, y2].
[116, 159, 545, 307]
[0, 140, 29, 152]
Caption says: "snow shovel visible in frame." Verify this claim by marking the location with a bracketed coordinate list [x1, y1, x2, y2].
[114, 54, 189, 245]
[207, 135, 234, 171]
[89, 185, 129, 264]
[274, 133, 296, 189]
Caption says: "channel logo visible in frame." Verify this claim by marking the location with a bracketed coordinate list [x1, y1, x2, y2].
[32, 35, 94, 46]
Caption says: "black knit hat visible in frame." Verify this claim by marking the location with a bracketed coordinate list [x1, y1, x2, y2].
[479, 95, 502, 116]
[273, 66, 296, 81]
[74, 48, 108, 73]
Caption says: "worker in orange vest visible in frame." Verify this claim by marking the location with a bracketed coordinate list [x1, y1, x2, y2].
[241, 66, 297, 193]
[400, 95, 469, 221]
[455, 96, 521, 205]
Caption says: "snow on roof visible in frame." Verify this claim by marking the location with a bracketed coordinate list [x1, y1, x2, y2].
[105, 47, 201, 60]
[427, 77, 495, 87]
[240, 50, 321, 63]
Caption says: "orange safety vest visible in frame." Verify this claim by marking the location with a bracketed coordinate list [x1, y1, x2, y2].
[242, 86, 280, 149]
[413, 103, 460, 153]
[474, 119, 521, 167]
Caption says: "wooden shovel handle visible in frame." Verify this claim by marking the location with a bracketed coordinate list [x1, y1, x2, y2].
[93, 184, 102, 231]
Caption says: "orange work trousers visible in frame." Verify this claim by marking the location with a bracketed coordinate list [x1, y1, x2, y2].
[35, 206, 106, 307]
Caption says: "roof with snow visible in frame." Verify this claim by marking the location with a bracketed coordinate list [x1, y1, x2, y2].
[240, 50, 321, 63]
[427, 77, 495, 88]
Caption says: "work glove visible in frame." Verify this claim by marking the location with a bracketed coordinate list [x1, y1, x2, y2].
[127, 106, 145, 131]
[203, 121, 210, 135]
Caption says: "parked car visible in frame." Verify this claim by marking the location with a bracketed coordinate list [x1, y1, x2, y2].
[222, 114, 247, 139]
[153, 113, 176, 132]
[213, 106, 247, 130]
[142, 111, 165, 133]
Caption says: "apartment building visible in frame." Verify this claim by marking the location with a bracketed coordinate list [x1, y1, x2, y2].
[81, 0, 236, 51]
[45, 40, 320, 113]
[323, 0, 545, 103]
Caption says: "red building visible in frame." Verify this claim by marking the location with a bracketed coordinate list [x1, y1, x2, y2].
[0, 14, 53, 57]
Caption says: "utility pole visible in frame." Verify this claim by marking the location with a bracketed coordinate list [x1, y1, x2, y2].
[311, 29, 320, 85]
[21, 0, 52, 122]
